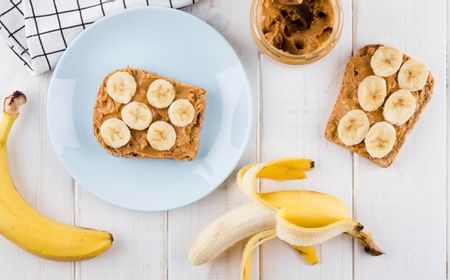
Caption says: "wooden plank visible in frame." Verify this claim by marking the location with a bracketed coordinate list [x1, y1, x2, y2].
[352, 1, 447, 279]
[258, 0, 354, 279]
[0, 44, 75, 279]
[167, 1, 260, 279]
[447, 1, 450, 278]
[74, 186, 167, 280]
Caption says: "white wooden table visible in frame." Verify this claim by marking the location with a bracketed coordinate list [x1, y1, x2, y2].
[0, 0, 447, 279]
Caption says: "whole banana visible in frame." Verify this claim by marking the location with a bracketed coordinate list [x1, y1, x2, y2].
[0, 91, 113, 261]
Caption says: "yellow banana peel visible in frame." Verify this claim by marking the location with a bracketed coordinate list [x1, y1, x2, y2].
[241, 229, 276, 280]
[292, 245, 319, 265]
[0, 92, 113, 261]
[190, 157, 382, 280]
[237, 158, 312, 186]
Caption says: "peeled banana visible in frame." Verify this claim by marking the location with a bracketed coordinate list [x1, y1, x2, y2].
[189, 202, 275, 265]
[189, 158, 382, 279]
[0, 92, 113, 261]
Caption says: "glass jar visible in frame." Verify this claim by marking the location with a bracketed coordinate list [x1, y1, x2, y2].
[250, 0, 343, 65]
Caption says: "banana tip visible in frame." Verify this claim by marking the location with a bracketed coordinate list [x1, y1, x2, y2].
[188, 247, 207, 265]
[364, 246, 384, 256]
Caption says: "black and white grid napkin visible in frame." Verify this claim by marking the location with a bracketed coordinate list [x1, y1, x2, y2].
[0, 0, 198, 76]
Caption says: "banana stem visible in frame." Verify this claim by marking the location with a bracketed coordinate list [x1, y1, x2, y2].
[0, 91, 26, 147]
[4, 91, 26, 116]
[346, 224, 384, 256]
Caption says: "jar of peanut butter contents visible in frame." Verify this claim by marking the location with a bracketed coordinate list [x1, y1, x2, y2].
[250, 0, 343, 65]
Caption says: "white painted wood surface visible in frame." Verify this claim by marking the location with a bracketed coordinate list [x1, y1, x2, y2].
[353, 1, 447, 280]
[0, 0, 447, 279]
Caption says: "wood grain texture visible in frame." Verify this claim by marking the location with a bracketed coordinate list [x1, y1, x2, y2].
[0, 0, 447, 279]
[352, 1, 447, 279]
[167, 1, 260, 279]
[74, 186, 166, 280]
[259, 0, 354, 279]
[0, 43, 74, 280]
[447, 1, 450, 278]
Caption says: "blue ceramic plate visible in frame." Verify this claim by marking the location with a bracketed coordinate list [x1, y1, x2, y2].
[47, 7, 252, 211]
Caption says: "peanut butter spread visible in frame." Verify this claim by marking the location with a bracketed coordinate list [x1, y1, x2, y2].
[260, 0, 334, 55]
[93, 68, 207, 161]
[325, 45, 434, 167]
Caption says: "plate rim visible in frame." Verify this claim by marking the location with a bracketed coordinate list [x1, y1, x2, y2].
[47, 6, 253, 211]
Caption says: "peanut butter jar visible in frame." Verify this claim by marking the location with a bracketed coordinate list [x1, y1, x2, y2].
[250, 0, 343, 65]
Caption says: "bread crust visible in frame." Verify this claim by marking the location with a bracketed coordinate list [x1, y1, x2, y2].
[324, 44, 434, 167]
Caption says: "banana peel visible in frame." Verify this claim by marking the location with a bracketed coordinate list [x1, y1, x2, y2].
[241, 229, 276, 280]
[292, 245, 318, 265]
[0, 92, 113, 261]
[237, 158, 313, 185]
[189, 158, 382, 280]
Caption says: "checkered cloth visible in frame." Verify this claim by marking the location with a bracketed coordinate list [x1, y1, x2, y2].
[0, 0, 198, 76]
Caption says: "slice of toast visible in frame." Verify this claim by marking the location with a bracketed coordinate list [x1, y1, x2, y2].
[93, 67, 207, 161]
[325, 44, 434, 167]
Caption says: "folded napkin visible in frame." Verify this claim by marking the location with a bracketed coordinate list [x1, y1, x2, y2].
[0, 0, 198, 76]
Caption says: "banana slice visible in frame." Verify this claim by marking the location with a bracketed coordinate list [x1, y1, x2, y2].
[357, 75, 387, 111]
[370, 47, 403, 77]
[397, 59, 429, 91]
[337, 110, 370, 146]
[147, 121, 176, 151]
[121, 101, 153, 130]
[364, 122, 396, 158]
[100, 118, 131, 148]
[147, 79, 176, 109]
[106, 71, 137, 104]
[383, 89, 416, 125]
[168, 99, 195, 127]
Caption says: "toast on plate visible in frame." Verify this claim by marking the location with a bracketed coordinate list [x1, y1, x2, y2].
[93, 67, 207, 161]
